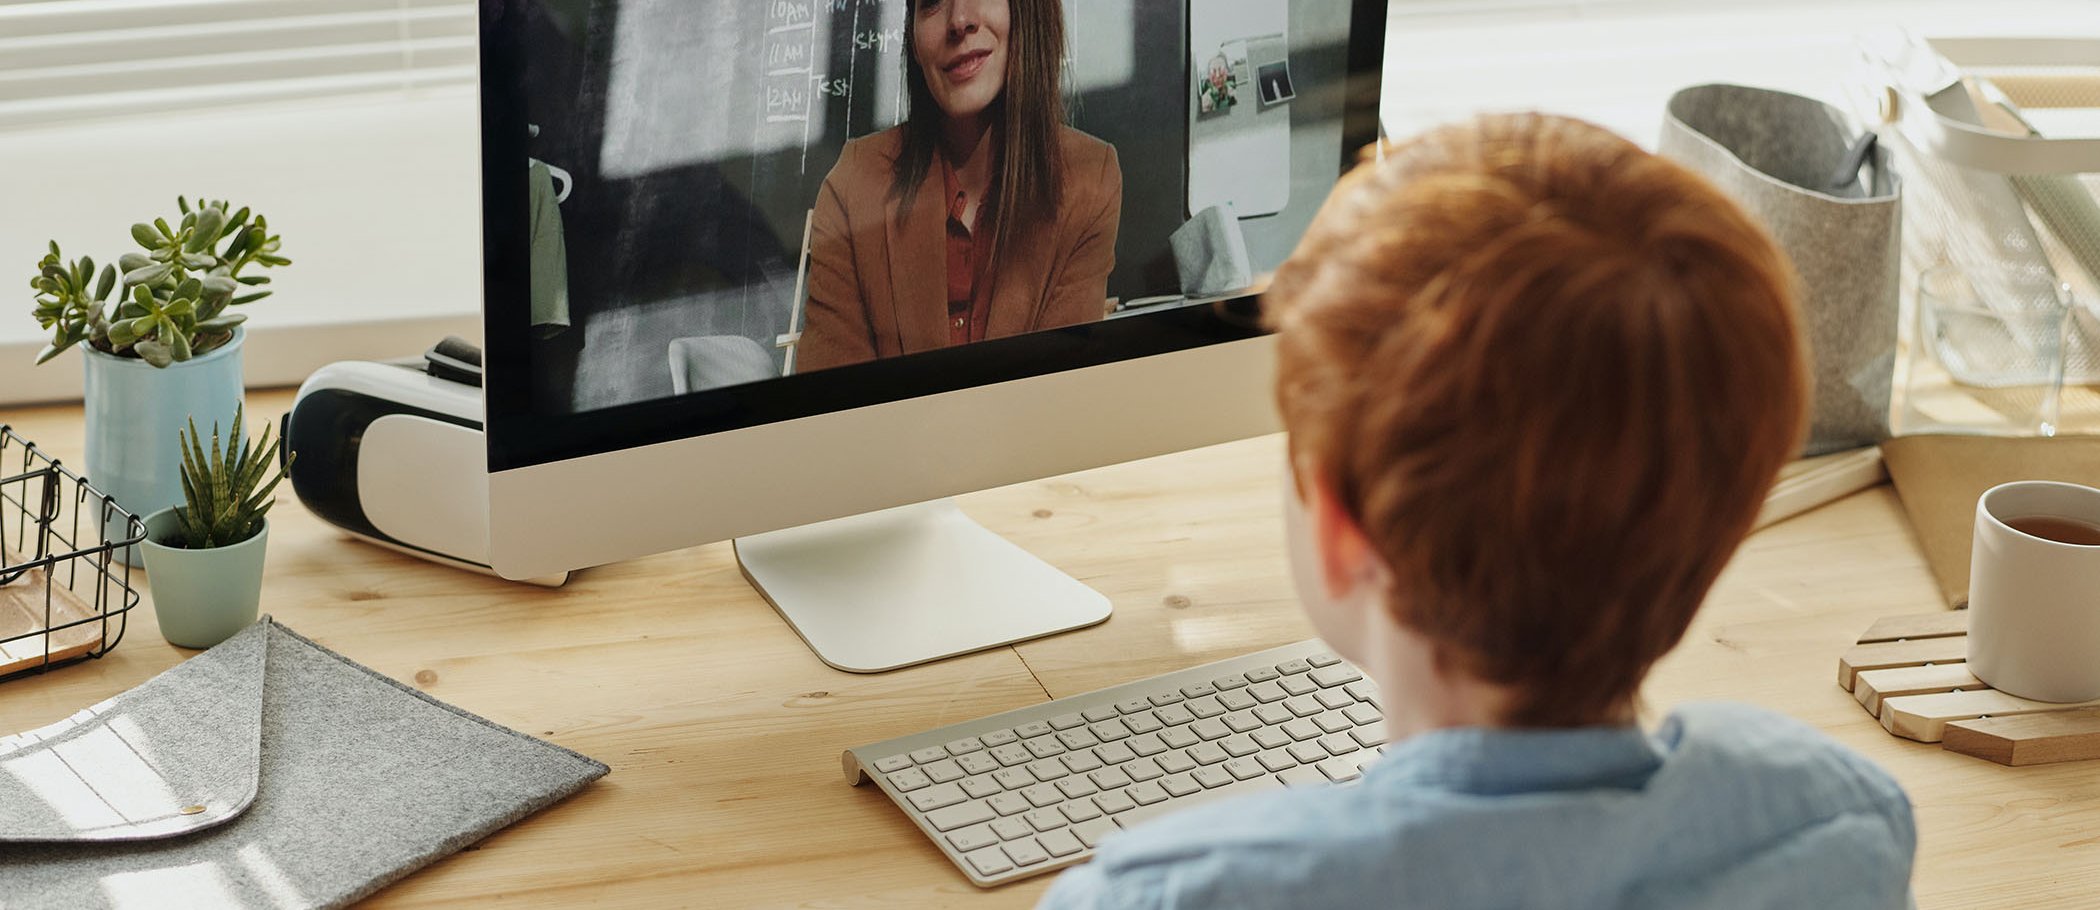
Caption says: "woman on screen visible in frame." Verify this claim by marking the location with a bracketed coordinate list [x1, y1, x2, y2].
[798, 0, 1124, 372]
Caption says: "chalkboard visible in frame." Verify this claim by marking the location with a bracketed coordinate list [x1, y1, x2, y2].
[523, 0, 1191, 412]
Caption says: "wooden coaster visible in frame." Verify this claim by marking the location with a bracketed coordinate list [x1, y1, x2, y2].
[0, 567, 105, 676]
[1840, 612, 2100, 766]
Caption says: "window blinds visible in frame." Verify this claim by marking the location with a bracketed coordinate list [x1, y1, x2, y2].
[0, 0, 476, 130]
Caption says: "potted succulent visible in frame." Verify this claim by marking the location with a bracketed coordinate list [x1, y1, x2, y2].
[28, 197, 290, 562]
[139, 406, 293, 649]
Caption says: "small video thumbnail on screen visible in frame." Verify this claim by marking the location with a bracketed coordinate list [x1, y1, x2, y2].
[517, 1, 1358, 414]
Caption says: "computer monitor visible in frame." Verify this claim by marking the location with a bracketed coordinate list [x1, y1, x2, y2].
[478, 0, 1388, 671]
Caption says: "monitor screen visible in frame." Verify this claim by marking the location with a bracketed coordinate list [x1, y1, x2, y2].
[480, 0, 1385, 470]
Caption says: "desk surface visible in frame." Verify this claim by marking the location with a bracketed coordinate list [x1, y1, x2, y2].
[3, 390, 2097, 909]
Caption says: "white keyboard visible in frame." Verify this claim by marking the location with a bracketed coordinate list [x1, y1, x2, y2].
[843, 640, 1387, 888]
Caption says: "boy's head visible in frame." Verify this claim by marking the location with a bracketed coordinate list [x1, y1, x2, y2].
[1267, 113, 1807, 727]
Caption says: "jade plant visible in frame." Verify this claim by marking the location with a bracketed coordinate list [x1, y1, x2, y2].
[29, 196, 289, 368]
[173, 405, 294, 550]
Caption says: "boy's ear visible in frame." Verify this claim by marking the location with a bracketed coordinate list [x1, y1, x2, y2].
[1303, 470, 1386, 602]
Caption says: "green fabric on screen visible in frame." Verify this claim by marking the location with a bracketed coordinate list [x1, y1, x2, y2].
[530, 159, 572, 338]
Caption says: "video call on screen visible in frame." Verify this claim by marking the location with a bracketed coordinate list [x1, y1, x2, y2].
[519, 0, 1357, 415]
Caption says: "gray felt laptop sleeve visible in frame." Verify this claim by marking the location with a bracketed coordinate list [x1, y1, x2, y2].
[0, 618, 609, 909]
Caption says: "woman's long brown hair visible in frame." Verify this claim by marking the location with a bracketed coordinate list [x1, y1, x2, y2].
[893, 0, 1067, 264]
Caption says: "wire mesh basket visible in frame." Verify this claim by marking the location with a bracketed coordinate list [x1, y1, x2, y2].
[0, 425, 144, 681]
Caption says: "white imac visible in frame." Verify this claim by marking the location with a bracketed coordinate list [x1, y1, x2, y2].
[476, 0, 1389, 672]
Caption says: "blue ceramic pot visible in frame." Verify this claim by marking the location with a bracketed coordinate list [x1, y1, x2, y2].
[81, 330, 245, 565]
[139, 507, 267, 649]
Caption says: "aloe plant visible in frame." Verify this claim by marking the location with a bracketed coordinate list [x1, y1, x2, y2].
[174, 405, 294, 550]
[29, 196, 289, 368]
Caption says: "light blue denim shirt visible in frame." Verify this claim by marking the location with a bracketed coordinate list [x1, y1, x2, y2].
[1037, 702, 1914, 910]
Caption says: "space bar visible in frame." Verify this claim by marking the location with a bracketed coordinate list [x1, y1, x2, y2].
[1114, 775, 1286, 831]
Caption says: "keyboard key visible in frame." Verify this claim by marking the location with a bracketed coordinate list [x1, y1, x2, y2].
[990, 744, 1032, 766]
[1253, 704, 1292, 725]
[980, 729, 1019, 747]
[1061, 800, 1103, 822]
[946, 737, 985, 755]
[1059, 751, 1103, 773]
[1123, 712, 1164, 734]
[1352, 721, 1389, 747]
[926, 799, 996, 831]
[1307, 652, 1343, 668]
[1090, 767, 1133, 790]
[1094, 741, 1137, 765]
[1026, 808, 1069, 832]
[1073, 817, 1118, 848]
[1191, 718, 1231, 741]
[908, 783, 967, 812]
[1022, 784, 1065, 807]
[874, 754, 913, 774]
[1314, 711, 1354, 734]
[1344, 681, 1377, 704]
[1213, 675, 1250, 690]
[988, 793, 1032, 816]
[1153, 704, 1195, 726]
[1218, 690, 1259, 712]
[1278, 766, 1327, 788]
[1284, 695, 1323, 718]
[1280, 675, 1319, 697]
[1118, 699, 1155, 714]
[1123, 757, 1164, 782]
[888, 768, 932, 792]
[1056, 777, 1098, 799]
[923, 759, 965, 783]
[964, 845, 1013, 877]
[1127, 780, 1170, 805]
[1244, 666, 1281, 683]
[1118, 771, 1285, 829]
[1252, 727, 1292, 750]
[1026, 736, 1067, 759]
[1219, 734, 1259, 758]
[1311, 665, 1362, 687]
[1222, 757, 1266, 780]
[1057, 729, 1101, 751]
[1179, 682, 1217, 699]
[1082, 705, 1120, 723]
[1014, 721, 1054, 739]
[948, 823, 999, 852]
[1191, 766, 1234, 788]
[1027, 761, 1071, 785]
[960, 775, 1002, 799]
[1247, 681, 1288, 704]
[991, 816, 1034, 841]
[1283, 719, 1322, 741]
[1187, 742, 1229, 765]
[1256, 749, 1297, 772]
[1156, 750, 1198, 774]
[1277, 659, 1312, 676]
[1319, 733, 1360, 756]
[1126, 732, 1167, 756]
[1185, 696, 1226, 718]
[958, 752, 1001, 776]
[1317, 756, 1363, 783]
[1159, 726, 1201, 750]
[1094, 790, 1137, 814]
[1048, 713, 1087, 731]
[994, 767, 1038, 789]
[1160, 772, 1201, 797]
[1039, 828, 1085, 857]
[1003, 837, 1050, 867]
[1222, 710, 1262, 733]
[910, 746, 950, 765]
[1315, 688, 1355, 710]
[1288, 741, 1329, 764]
[1089, 719, 1132, 741]
[1146, 693, 1184, 707]
[1344, 703, 1382, 725]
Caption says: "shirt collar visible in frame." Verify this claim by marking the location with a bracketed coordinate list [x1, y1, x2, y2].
[1364, 722, 1666, 796]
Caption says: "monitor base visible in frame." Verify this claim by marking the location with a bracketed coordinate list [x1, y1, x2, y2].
[733, 500, 1113, 673]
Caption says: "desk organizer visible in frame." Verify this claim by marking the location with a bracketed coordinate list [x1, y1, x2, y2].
[0, 426, 142, 681]
[1840, 611, 2100, 765]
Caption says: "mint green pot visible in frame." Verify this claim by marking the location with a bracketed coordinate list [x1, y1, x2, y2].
[82, 329, 245, 566]
[140, 507, 267, 649]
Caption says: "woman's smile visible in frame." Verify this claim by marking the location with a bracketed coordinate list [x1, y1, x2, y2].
[943, 48, 994, 83]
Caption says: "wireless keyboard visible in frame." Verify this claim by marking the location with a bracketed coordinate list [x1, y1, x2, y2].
[843, 640, 1386, 887]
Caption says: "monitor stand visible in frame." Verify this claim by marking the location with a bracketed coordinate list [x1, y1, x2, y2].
[733, 499, 1112, 673]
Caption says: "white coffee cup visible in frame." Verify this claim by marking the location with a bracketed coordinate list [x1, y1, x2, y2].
[1967, 480, 2100, 703]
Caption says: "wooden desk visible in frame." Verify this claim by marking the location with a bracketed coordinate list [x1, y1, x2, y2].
[4, 390, 2097, 909]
